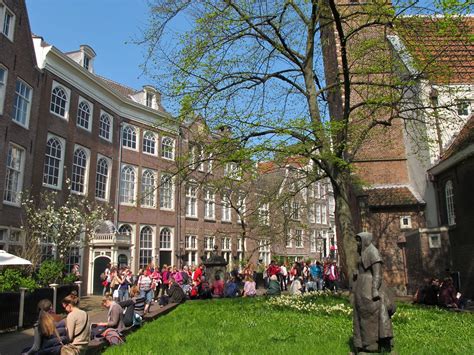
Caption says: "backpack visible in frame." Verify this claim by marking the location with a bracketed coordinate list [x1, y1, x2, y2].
[102, 328, 124, 345]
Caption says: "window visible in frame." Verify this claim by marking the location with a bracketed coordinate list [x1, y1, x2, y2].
[143, 131, 157, 155]
[286, 235, 292, 248]
[237, 193, 246, 223]
[291, 201, 300, 220]
[43, 135, 65, 189]
[224, 162, 240, 179]
[222, 192, 231, 222]
[161, 137, 175, 160]
[120, 165, 136, 204]
[141, 169, 156, 208]
[71, 147, 89, 194]
[50, 82, 70, 118]
[99, 112, 112, 141]
[320, 183, 326, 198]
[204, 236, 215, 251]
[315, 182, 321, 199]
[258, 202, 270, 225]
[160, 174, 174, 209]
[119, 224, 133, 236]
[1, 4, 15, 41]
[445, 180, 455, 225]
[309, 204, 315, 223]
[122, 125, 137, 150]
[321, 206, 327, 224]
[204, 189, 215, 220]
[400, 216, 412, 229]
[83, 55, 90, 70]
[295, 229, 303, 248]
[95, 157, 110, 200]
[12, 79, 32, 127]
[146, 92, 153, 108]
[65, 247, 80, 274]
[139, 226, 153, 269]
[0, 65, 7, 114]
[185, 235, 197, 250]
[456, 101, 470, 116]
[185, 183, 198, 217]
[159, 228, 172, 249]
[207, 153, 213, 174]
[76, 99, 92, 131]
[259, 240, 270, 265]
[3, 143, 24, 205]
[316, 204, 322, 224]
[429, 234, 441, 249]
[310, 232, 317, 252]
[189, 145, 204, 171]
[222, 237, 231, 251]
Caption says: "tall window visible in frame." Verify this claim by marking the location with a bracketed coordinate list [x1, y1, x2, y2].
[3, 144, 24, 205]
[76, 100, 92, 131]
[185, 235, 198, 266]
[146, 92, 153, 107]
[310, 232, 317, 252]
[161, 137, 174, 160]
[291, 201, 300, 220]
[0, 66, 7, 114]
[50, 83, 69, 118]
[222, 237, 231, 251]
[118, 224, 133, 236]
[259, 240, 271, 265]
[143, 131, 157, 155]
[12, 79, 32, 127]
[295, 229, 303, 248]
[204, 236, 215, 259]
[207, 153, 213, 174]
[445, 180, 455, 225]
[309, 204, 315, 223]
[139, 226, 153, 269]
[224, 162, 240, 179]
[221, 193, 231, 222]
[1, 4, 15, 41]
[122, 125, 137, 150]
[185, 235, 197, 250]
[99, 113, 112, 141]
[43, 136, 64, 188]
[120, 165, 136, 204]
[186, 183, 198, 217]
[160, 174, 174, 209]
[321, 205, 327, 224]
[316, 204, 322, 224]
[95, 157, 109, 200]
[159, 228, 172, 249]
[71, 147, 88, 194]
[204, 189, 215, 220]
[141, 169, 156, 207]
[258, 203, 269, 225]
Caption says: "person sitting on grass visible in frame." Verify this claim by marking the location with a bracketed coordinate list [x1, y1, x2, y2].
[439, 277, 466, 309]
[289, 276, 303, 296]
[23, 299, 68, 355]
[224, 276, 240, 298]
[199, 276, 213, 299]
[61, 291, 90, 355]
[243, 276, 257, 297]
[266, 275, 281, 296]
[212, 274, 225, 298]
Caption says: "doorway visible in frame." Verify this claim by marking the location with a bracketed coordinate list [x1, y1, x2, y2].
[93, 256, 110, 295]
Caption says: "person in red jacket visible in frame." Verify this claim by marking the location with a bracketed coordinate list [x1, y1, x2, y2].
[266, 260, 281, 277]
[193, 263, 203, 282]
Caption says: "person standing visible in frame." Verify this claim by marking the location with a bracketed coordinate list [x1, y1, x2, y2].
[279, 263, 288, 291]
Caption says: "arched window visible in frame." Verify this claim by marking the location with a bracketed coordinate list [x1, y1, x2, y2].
[50, 85, 68, 117]
[95, 158, 109, 200]
[71, 148, 88, 193]
[43, 137, 63, 187]
[99, 113, 111, 141]
[445, 180, 455, 225]
[77, 101, 91, 130]
[161, 137, 174, 160]
[160, 228, 171, 249]
[139, 226, 153, 269]
[143, 131, 156, 155]
[141, 169, 156, 207]
[120, 165, 136, 204]
[118, 224, 132, 235]
[160, 174, 173, 209]
[122, 125, 137, 149]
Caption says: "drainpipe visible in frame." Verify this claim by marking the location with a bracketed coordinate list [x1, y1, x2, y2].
[114, 121, 124, 228]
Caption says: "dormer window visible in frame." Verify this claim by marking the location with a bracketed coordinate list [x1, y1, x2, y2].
[146, 92, 153, 108]
[83, 55, 90, 70]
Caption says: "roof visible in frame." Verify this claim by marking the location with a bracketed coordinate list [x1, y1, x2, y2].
[440, 114, 474, 161]
[395, 16, 474, 84]
[257, 156, 308, 174]
[94, 74, 139, 99]
[363, 186, 424, 207]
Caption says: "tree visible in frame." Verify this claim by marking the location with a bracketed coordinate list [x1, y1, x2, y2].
[142, 0, 471, 278]
[21, 186, 112, 267]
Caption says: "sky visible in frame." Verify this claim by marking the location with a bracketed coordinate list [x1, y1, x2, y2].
[26, 0, 154, 91]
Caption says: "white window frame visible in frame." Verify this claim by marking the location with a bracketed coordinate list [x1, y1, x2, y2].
[0, 64, 7, 115]
[12, 78, 32, 129]
[50, 81, 71, 120]
[456, 100, 471, 117]
[71, 145, 90, 195]
[445, 180, 455, 226]
[258, 202, 270, 226]
[222, 237, 231, 251]
[400, 216, 412, 229]
[142, 131, 157, 156]
[429, 234, 442, 249]
[139, 225, 155, 269]
[122, 124, 139, 151]
[224, 162, 241, 180]
[42, 134, 66, 190]
[120, 164, 137, 205]
[95, 154, 112, 201]
[185, 235, 198, 250]
[295, 229, 303, 248]
[1, 3, 15, 41]
[321, 205, 327, 224]
[204, 236, 215, 251]
[221, 192, 232, 222]
[3, 142, 25, 206]
[159, 173, 175, 210]
[309, 204, 315, 223]
[259, 239, 271, 265]
[204, 188, 215, 220]
[159, 227, 173, 250]
[237, 193, 246, 224]
[316, 204, 322, 224]
[291, 201, 300, 220]
[99, 110, 113, 142]
[141, 168, 157, 208]
[310, 231, 317, 252]
[185, 182, 198, 218]
[161, 136, 175, 160]
[76, 96, 93, 132]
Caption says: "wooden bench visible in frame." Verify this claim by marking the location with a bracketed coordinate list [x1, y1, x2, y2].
[85, 303, 179, 354]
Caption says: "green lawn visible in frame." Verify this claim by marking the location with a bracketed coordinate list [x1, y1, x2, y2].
[105, 293, 474, 355]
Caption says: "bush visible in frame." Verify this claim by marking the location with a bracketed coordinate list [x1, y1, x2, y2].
[36, 260, 65, 286]
[0, 268, 38, 292]
[62, 273, 78, 285]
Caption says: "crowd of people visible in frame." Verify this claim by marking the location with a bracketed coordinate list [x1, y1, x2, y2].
[414, 276, 467, 310]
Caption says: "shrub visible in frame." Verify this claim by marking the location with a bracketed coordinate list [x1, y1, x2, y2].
[0, 268, 38, 292]
[62, 273, 78, 285]
[36, 260, 65, 286]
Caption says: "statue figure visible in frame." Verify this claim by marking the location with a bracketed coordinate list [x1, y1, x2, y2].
[352, 232, 395, 353]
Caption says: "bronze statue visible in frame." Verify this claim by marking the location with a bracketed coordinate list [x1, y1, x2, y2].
[352, 232, 395, 353]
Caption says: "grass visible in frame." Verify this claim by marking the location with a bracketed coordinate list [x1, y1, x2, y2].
[105, 293, 474, 355]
